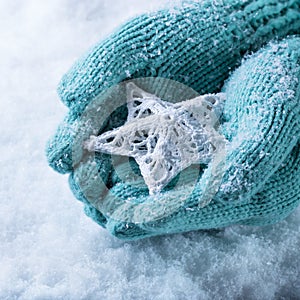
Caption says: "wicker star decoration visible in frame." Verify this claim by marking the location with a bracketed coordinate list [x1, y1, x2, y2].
[84, 82, 225, 194]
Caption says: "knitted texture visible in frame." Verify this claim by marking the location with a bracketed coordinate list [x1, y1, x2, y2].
[46, 0, 300, 240]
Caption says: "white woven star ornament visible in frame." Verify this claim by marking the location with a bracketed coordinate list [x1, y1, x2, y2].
[84, 82, 225, 194]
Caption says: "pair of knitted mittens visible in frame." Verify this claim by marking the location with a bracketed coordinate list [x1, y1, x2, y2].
[46, 0, 300, 240]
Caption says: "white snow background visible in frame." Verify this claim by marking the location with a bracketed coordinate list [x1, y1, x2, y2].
[1, 0, 300, 299]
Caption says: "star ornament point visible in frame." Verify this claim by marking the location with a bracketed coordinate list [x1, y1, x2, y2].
[84, 83, 226, 195]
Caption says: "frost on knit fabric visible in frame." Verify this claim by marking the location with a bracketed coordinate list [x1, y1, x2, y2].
[46, 0, 300, 240]
[68, 38, 300, 240]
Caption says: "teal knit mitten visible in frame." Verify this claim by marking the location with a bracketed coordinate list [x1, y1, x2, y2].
[46, 0, 300, 240]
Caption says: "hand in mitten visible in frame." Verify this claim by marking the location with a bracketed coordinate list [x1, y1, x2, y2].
[46, 0, 300, 240]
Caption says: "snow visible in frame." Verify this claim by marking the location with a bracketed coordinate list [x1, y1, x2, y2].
[0, 0, 299, 299]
